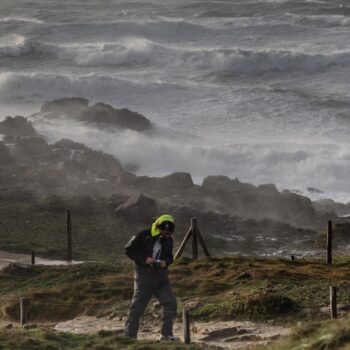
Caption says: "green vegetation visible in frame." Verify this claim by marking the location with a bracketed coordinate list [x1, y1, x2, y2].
[262, 318, 350, 350]
[1, 257, 350, 324]
[191, 294, 296, 321]
[0, 328, 208, 350]
[0, 192, 144, 261]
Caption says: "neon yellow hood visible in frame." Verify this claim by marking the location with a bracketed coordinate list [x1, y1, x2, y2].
[151, 214, 175, 237]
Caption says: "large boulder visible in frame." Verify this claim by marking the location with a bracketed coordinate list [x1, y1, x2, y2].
[52, 138, 123, 178]
[53, 139, 89, 151]
[201, 176, 255, 194]
[134, 172, 194, 192]
[114, 193, 157, 221]
[158, 172, 194, 189]
[0, 116, 37, 138]
[40, 97, 89, 117]
[200, 175, 317, 227]
[35, 98, 153, 132]
[81, 103, 153, 131]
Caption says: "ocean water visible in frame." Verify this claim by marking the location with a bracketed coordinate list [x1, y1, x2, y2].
[0, 0, 350, 202]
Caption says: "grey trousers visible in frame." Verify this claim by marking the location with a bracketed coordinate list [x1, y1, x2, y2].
[125, 266, 177, 338]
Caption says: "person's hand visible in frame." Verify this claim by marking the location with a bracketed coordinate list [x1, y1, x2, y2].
[145, 257, 154, 265]
[160, 260, 166, 268]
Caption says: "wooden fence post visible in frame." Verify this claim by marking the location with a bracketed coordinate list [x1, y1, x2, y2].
[20, 297, 28, 326]
[31, 251, 35, 265]
[330, 286, 337, 319]
[174, 227, 193, 260]
[327, 220, 333, 265]
[66, 209, 72, 262]
[183, 309, 190, 344]
[191, 218, 198, 260]
[174, 217, 210, 260]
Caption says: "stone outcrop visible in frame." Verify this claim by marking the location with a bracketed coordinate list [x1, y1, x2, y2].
[132, 172, 194, 193]
[0, 116, 38, 138]
[14, 137, 52, 161]
[34, 98, 153, 132]
[81, 103, 152, 131]
[40, 97, 89, 116]
[313, 198, 350, 217]
[114, 194, 157, 221]
[0, 115, 329, 229]
[0, 142, 13, 165]
[199, 175, 317, 227]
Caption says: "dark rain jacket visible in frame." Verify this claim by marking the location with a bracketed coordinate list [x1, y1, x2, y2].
[125, 229, 174, 268]
[125, 229, 174, 287]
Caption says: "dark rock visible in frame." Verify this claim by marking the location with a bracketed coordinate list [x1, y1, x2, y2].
[36, 98, 153, 132]
[0, 142, 13, 165]
[14, 137, 52, 160]
[201, 175, 316, 227]
[259, 183, 279, 194]
[0, 116, 37, 137]
[202, 175, 255, 194]
[200, 327, 238, 341]
[134, 172, 194, 192]
[115, 193, 157, 221]
[53, 139, 89, 151]
[40, 97, 89, 116]
[81, 103, 153, 131]
[234, 272, 252, 280]
[159, 172, 194, 189]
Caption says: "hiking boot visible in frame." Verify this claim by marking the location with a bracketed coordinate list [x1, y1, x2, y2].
[159, 335, 179, 342]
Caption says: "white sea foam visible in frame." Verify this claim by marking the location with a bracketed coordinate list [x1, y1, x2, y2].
[0, 72, 191, 107]
[287, 13, 350, 27]
[0, 34, 31, 57]
[2, 37, 350, 78]
[0, 16, 44, 24]
[31, 117, 350, 203]
[1, 0, 350, 203]
[186, 48, 350, 75]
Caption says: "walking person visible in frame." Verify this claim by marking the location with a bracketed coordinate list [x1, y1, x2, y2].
[124, 214, 177, 340]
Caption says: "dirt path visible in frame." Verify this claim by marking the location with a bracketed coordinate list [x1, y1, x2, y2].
[54, 316, 291, 349]
[0, 250, 83, 270]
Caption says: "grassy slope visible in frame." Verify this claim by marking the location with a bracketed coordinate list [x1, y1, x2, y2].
[0, 192, 141, 261]
[1, 257, 350, 324]
[261, 318, 350, 350]
[2, 192, 340, 262]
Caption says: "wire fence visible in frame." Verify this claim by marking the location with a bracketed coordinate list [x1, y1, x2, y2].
[1, 214, 350, 332]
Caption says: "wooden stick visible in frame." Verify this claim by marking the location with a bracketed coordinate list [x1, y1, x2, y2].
[196, 228, 210, 257]
[31, 251, 35, 265]
[191, 218, 198, 260]
[66, 209, 72, 262]
[20, 297, 28, 326]
[174, 227, 193, 260]
[183, 309, 190, 344]
[327, 220, 332, 265]
[330, 286, 337, 319]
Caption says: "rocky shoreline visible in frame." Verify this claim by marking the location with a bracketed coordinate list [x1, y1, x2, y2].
[0, 98, 349, 259]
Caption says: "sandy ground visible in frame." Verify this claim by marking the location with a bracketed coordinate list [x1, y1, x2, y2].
[0, 251, 31, 269]
[0, 252, 291, 348]
[0, 250, 83, 270]
[54, 316, 291, 349]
